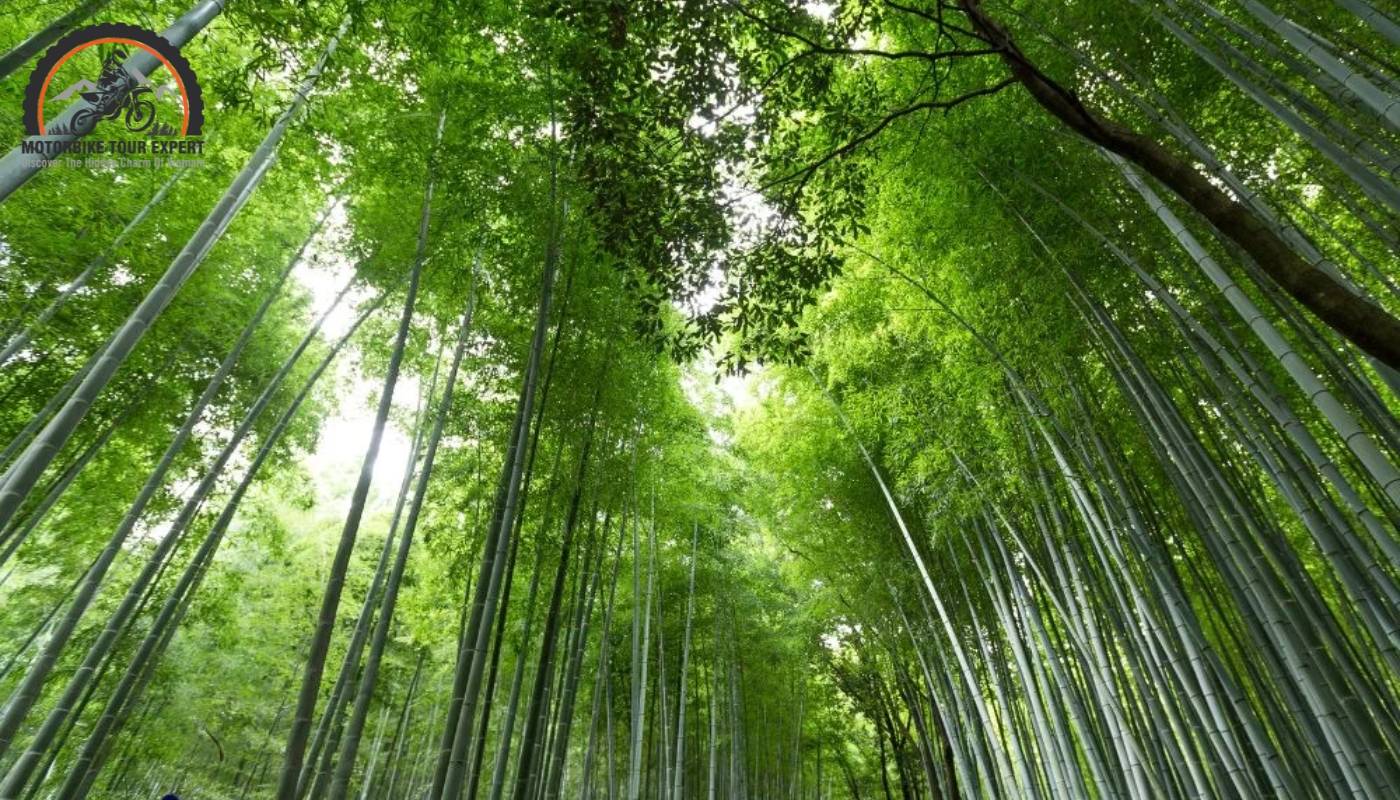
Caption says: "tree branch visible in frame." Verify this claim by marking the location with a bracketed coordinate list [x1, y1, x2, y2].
[885, 0, 986, 42]
[760, 77, 1017, 195]
[733, 1, 996, 66]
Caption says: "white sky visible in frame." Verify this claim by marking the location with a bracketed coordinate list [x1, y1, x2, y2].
[294, 207, 416, 511]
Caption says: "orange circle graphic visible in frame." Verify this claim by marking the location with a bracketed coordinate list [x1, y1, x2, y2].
[37, 37, 191, 136]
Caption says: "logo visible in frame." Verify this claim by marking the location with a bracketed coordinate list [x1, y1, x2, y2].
[20, 23, 204, 167]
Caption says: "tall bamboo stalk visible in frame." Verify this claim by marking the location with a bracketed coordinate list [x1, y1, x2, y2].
[274, 97, 429, 799]
[0, 15, 346, 533]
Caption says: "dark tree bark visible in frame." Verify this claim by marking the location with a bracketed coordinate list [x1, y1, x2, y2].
[958, 0, 1400, 370]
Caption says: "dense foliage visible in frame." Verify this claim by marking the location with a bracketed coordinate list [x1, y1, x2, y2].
[1, 1, 1397, 799]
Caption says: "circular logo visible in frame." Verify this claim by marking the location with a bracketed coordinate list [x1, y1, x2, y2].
[23, 22, 203, 138]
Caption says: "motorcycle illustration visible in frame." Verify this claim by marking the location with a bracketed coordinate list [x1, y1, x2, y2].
[69, 48, 157, 134]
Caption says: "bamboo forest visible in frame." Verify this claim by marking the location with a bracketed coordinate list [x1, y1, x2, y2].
[3, 0, 1400, 798]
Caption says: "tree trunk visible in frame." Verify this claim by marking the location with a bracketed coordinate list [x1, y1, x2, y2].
[435, 186, 566, 798]
[328, 270, 476, 799]
[380, 651, 425, 800]
[274, 94, 427, 799]
[0, 14, 344, 533]
[511, 363, 609, 800]
[670, 524, 699, 800]
[958, 0, 1400, 371]
[47, 290, 384, 800]
[542, 510, 613, 800]
[627, 493, 656, 800]
[580, 521, 626, 800]
[0, 204, 324, 772]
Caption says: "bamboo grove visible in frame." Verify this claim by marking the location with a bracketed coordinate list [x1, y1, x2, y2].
[0, 0, 1397, 798]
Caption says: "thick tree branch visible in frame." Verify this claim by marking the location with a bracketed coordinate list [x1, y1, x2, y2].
[956, 0, 1400, 370]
